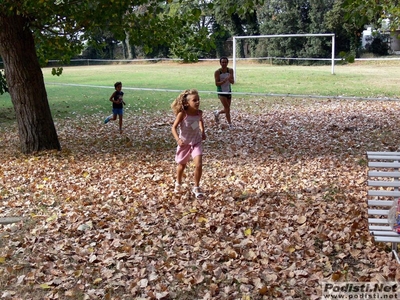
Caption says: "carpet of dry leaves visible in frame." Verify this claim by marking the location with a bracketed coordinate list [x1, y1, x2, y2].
[1, 98, 400, 299]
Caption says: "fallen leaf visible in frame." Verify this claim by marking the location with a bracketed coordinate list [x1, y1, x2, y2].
[297, 215, 307, 224]
[244, 228, 252, 236]
[39, 283, 51, 289]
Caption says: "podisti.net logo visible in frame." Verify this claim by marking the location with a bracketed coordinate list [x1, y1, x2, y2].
[321, 282, 398, 299]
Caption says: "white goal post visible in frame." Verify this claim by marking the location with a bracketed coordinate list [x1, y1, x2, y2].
[232, 33, 336, 82]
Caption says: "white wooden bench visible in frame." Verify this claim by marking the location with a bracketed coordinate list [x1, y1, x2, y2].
[367, 151, 400, 264]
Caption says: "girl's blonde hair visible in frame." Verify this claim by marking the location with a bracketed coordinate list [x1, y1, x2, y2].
[171, 89, 199, 115]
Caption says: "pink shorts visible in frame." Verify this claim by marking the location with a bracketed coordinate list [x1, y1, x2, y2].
[175, 142, 203, 164]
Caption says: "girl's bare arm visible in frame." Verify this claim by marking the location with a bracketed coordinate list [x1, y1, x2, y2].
[199, 111, 206, 140]
[171, 112, 185, 145]
[229, 69, 235, 84]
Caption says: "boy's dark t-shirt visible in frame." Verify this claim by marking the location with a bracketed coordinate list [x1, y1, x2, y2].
[113, 91, 124, 109]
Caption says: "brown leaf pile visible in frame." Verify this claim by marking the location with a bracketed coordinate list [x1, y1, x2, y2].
[1, 98, 400, 299]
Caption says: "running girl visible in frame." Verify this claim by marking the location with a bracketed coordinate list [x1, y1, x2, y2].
[171, 89, 206, 199]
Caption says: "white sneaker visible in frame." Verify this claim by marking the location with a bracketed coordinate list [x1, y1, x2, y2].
[174, 182, 181, 193]
[213, 110, 219, 123]
[192, 187, 205, 199]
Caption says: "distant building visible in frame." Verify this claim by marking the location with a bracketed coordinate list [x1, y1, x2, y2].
[361, 27, 374, 49]
[390, 30, 400, 53]
[362, 21, 400, 54]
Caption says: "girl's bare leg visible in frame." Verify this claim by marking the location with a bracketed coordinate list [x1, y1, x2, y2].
[177, 163, 186, 184]
[218, 96, 231, 124]
[193, 155, 203, 187]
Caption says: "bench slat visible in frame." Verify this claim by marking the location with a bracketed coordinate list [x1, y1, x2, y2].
[368, 218, 389, 224]
[368, 171, 400, 178]
[369, 162, 400, 168]
[369, 225, 393, 231]
[371, 231, 400, 237]
[368, 190, 400, 197]
[367, 151, 400, 156]
[368, 200, 394, 206]
[374, 236, 400, 243]
[368, 181, 400, 187]
[368, 156, 400, 160]
[368, 209, 389, 215]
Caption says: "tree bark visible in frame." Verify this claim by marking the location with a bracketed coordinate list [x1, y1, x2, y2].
[124, 30, 133, 59]
[0, 14, 60, 154]
[231, 13, 246, 58]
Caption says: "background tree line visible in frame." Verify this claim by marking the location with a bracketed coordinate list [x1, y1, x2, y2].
[80, 0, 398, 63]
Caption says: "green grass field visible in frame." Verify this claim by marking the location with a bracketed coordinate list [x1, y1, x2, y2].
[1, 60, 400, 124]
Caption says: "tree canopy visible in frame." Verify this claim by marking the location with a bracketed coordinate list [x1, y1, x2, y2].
[0, 0, 213, 153]
[343, 0, 400, 31]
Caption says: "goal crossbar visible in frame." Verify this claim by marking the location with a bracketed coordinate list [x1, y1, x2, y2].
[232, 33, 336, 82]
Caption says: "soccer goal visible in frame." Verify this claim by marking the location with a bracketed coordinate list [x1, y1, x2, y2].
[232, 33, 336, 82]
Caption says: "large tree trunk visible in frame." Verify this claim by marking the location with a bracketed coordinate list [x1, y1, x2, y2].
[124, 31, 133, 59]
[0, 14, 60, 154]
[231, 13, 246, 58]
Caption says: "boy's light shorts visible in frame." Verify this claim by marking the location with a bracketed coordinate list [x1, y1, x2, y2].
[112, 108, 124, 115]
[175, 142, 203, 164]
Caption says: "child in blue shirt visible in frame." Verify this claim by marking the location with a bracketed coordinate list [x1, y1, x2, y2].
[104, 81, 125, 133]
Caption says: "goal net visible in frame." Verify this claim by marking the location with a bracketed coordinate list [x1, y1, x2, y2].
[232, 33, 336, 82]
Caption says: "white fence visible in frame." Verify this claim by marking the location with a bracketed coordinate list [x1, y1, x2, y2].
[1, 56, 400, 70]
